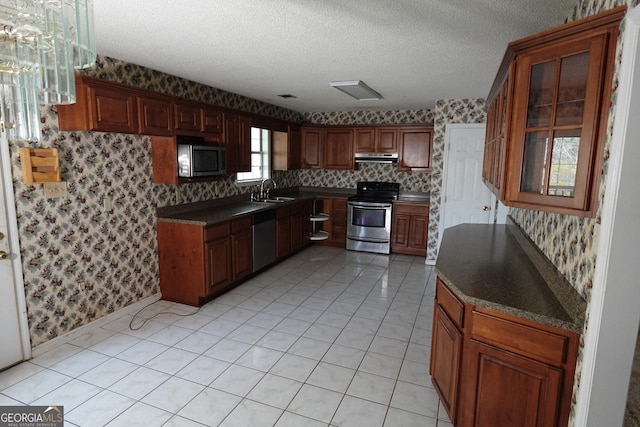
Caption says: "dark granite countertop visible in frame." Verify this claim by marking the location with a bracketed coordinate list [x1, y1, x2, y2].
[156, 187, 355, 226]
[435, 222, 586, 333]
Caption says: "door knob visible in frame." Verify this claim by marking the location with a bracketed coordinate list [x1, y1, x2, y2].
[482, 206, 490, 211]
[0, 251, 8, 260]
[0, 231, 4, 240]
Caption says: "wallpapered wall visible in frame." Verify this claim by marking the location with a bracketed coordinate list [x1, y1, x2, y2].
[427, 99, 487, 261]
[10, 56, 304, 347]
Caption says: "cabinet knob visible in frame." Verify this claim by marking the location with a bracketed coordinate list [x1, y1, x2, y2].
[482, 206, 490, 211]
[0, 251, 8, 260]
[0, 231, 4, 240]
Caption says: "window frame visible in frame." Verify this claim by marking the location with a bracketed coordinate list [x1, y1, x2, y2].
[236, 127, 271, 186]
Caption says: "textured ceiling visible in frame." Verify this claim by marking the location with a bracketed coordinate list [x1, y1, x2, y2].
[93, 0, 576, 113]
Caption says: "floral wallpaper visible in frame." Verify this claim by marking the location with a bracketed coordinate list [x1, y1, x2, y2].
[426, 99, 487, 262]
[299, 162, 430, 192]
[12, 57, 303, 347]
[303, 109, 434, 126]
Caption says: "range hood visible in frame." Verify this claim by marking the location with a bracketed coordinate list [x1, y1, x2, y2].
[355, 152, 398, 164]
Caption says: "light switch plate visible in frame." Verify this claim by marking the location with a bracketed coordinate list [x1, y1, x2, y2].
[43, 182, 68, 199]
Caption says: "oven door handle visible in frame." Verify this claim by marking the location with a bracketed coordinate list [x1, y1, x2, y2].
[348, 202, 393, 209]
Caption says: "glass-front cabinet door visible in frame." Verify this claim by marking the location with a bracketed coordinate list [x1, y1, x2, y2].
[506, 33, 610, 214]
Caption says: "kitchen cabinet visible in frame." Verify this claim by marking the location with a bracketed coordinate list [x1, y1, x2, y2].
[431, 281, 464, 424]
[150, 135, 179, 184]
[56, 75, 286, 152]
[431, 278, 579, 427]
[173, 102, 225, 141]
[354, 127, 398, 153]
[483, 6, 625, 217]
[276, 206, 292, 259]
[301, 124, 430, 171]
[397, 126, 433, 172]
[483, 76, 509, 196]
[301, 127, 323, 169]
[174, 102, 202, 132]
[301, 126, 354, 170]
[323, 128, 354, 170]
[391, 201, 428, 256]
[276, 200, 308, 259]
[205, 222, 232, 295]
[225, 113, 251, 173]
[58, 76, 138, 134]
[273, 125, 302, 170]
[138, 96, 173, 136]
[230, 217, 252, 281]
[290, 202, 304, 251]
[157, 217, 253, 306]
[156, 221, 208, 306]
[201, 107, 225, 142]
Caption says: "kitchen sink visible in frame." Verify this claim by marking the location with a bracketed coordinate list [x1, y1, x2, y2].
[254, 196, 296, 203]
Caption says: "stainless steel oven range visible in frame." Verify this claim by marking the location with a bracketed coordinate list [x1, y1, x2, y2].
[347, 182, 400, 254]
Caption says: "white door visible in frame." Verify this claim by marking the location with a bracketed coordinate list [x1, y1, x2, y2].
[439, 124, 506, 248]
[0, 132, 30, 369]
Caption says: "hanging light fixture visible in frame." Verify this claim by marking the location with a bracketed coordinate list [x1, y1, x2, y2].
[0, 0, 96, 142]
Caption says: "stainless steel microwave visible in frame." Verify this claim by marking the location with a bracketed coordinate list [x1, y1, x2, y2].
[177, 139, 226, 178]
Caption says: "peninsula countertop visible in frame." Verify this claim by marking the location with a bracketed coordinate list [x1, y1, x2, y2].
[435, 222, 586, 333]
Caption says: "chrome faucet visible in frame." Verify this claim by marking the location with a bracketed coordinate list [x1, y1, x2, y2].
[259, 178, 277, 199]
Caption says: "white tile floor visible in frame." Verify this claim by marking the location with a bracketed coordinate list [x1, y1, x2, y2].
[0, 246, 454, 427]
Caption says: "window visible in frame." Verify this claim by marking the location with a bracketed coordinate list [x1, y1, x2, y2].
[237, 127, 270, 185]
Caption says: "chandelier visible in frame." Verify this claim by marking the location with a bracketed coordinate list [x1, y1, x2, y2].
[0, 0, 96, 141]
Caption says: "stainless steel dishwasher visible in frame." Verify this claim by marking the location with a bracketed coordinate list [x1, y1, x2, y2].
[252, 209, 276, 272]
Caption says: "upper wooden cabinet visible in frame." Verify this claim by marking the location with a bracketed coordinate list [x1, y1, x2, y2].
[302, 124, 431, 172]
[201, 108, 224, 142]
[323, 128, 354, 170]
[138, 96, 173, 136]
[483, 6, 625, 217]
[397, 126, 433, 172]
[301, 127, 323, 169]
[273, 125, 302, 171]
[174, 102, 201, 132]
[58, 76, 138, 133]
[355, 127, 398, 153]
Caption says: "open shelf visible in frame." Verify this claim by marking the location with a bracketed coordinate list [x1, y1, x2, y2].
[310, 213, 329, 222]
[310, 230, 329, 241]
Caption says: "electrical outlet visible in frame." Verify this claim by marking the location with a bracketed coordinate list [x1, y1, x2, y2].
[103, 198, 112, 211]
[43, 182, 68, 199]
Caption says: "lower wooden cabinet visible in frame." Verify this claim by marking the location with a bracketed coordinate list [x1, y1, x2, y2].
[157, 217, 250, 306]
[276, 206, 292, 260]
[431, 305, 463, 424]
[431, 278, 579, 427]
[276, 201, 309, 260]
[391, 202, 429, 256]
[230, 217, 252, 281]
[204, 223, 232, 295]
[465, 340, 563, 427]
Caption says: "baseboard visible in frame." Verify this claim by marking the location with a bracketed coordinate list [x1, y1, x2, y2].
[31, 293, 162, 358]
